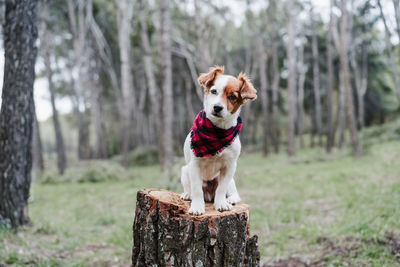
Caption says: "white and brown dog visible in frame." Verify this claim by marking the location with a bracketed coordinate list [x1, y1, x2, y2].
[181, 66, 257, 215]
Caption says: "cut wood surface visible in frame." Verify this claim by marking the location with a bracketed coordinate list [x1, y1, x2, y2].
[132, 189, 260, 267]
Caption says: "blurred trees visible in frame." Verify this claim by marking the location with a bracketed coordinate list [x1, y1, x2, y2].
[2, 0, 399, 174]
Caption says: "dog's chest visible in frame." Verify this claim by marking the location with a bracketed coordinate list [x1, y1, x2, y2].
[197, 138, 240, 181]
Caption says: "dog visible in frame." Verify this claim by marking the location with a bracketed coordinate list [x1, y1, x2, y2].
[180, 66, 257, 215]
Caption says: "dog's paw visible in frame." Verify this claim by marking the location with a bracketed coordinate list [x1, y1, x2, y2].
[214, 199, 233, 212]
[189, 201, 205, 216]
[180, 192, 191, 200]
[227, 194, 241, 205]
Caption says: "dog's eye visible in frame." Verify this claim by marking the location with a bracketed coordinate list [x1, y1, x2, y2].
[228, 93, 237, 101]
[211, 89, 217, 95]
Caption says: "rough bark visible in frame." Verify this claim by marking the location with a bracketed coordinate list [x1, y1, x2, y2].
[326, 0, 335, 153]
[159, 0, 174, 171]
[0, 0, 38, 228]
[41, 0, 67, 173]
[378, 0, 400, 102]
[311, 13, 323, 147]
[286, 0, 297, 156]
[116, 0, 135, 166]
[256, 35, 270, 157]
[132, 189, 260, 267]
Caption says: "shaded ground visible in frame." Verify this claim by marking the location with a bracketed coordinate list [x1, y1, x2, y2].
[1, 138, 400, 265]
[263, 233, 400, 266]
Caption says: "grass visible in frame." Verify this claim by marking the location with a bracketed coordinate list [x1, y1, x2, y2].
[1, 139, 400, 266]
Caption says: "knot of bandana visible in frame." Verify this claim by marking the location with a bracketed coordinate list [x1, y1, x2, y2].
[190, 110, 242, 157]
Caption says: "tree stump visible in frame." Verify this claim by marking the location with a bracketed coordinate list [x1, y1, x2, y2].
[132, 189, 260, 267]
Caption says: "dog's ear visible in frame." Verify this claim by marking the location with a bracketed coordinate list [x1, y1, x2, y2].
[238, 73, 257, 101]
[198, 66, 224, 91]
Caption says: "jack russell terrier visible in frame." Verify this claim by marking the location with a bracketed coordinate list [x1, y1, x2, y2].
[180, 66, 257, 215]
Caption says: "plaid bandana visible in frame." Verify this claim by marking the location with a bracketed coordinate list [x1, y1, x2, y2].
[190, 110, 242, 157]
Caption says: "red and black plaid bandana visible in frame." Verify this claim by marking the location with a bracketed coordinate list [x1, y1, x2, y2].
[190, 110, 242, 157]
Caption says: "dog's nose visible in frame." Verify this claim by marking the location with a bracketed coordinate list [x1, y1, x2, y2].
[213, 104, 223, 113]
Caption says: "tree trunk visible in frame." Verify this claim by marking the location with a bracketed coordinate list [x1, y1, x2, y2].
[0, 0, 38, 228]
[140, 0, 162, 158]
[338, 69, 346, 149]
[159, 0, 174, 171]
[311, 13, 323, 147]
[339, 0, 361, 157]
[42, 1, 67, 173]
[256, 35, 270, 157]
[67, 0, 90, 160]
[393, 0, 400, 49]
[286, 0, 297, 156]
[326, 0, 335, 153]
[116, 0, 135, 166]
[378, 0, 400, 102]
[76, 108, 91, 159]
[91, 68, 107, 158]
[132, 189, 260, 266]
[349, 3, 368, 129]
[297, 36, 306, 150]
[32, 107, 44, 172]
[271, 33, 280, 153]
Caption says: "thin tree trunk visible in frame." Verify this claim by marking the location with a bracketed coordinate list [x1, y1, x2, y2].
[338, 0, 361, 157]
[159, 0, 174, 171]
[378, 0, 400, 102]
[0, 0, 38, 228]
[116, 0, 135, 166]
[349, 3, 368, 129]
[271, 32, 280, 153]
[338, 69, 346, 149]
[67, 0, 91, 160]
[42, 1, 67, 173]
[311, 13, 323, 147]
[297, 37, 306, 150]
[194, 0, 211, 72]
[91, 69, 107, 158]
[286, 0, 297, 156]
[140, 0, 161, 157]
[393, 0, 400, 47]
[32, 106, 44, 172]
[256, 36, 270, 156]
[326, 0, 335, 153]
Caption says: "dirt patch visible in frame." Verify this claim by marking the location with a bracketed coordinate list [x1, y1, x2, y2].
[378, 232, 400, 261]
[262, 236, 362, 267]
[263, 233, 400, 266]
[263, 257, 315, 267]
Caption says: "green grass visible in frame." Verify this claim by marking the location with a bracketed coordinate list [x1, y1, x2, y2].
[1, 140, 400, 266]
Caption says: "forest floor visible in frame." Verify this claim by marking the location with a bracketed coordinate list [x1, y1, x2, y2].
[1, 136, 400, 266]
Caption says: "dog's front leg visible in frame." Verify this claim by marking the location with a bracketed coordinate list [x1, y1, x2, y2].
[188, 162, 205, 215]
[214, 163, 236, 211]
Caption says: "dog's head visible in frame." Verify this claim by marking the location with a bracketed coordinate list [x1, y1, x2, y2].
[198, 66, 257, 122]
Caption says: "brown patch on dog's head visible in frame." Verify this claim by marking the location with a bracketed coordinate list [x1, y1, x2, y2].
[221, 73, 257, 114]
[198, 66, 224, 93]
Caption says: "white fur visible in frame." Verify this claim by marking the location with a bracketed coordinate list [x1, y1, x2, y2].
[181, 75, 242, 215]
